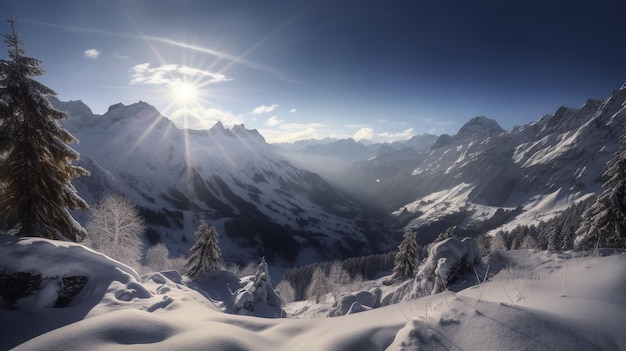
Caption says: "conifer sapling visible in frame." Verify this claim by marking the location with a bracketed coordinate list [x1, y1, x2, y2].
[185, 220, 222, 278]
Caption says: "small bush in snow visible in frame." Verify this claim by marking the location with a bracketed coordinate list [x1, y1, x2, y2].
[143, 243, 172, 273]
[233, 257, 282, 315]
[414, 237, 481, 295]
[275, 280, 295, 304]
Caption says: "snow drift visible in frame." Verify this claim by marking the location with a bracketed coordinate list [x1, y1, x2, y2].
[2, 235, 626, 350]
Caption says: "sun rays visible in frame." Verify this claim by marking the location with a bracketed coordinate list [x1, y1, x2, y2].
[171, 81, 198, 103]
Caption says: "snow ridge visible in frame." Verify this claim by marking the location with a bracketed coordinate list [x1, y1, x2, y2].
[344, 84, 626, 235]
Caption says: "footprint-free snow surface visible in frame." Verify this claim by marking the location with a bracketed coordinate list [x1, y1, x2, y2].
[1, 235, 625, 350]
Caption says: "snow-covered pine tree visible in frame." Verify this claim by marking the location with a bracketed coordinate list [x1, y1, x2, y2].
[0, 14, 89, 241]
[391, 229, 419, 281]
[575, 127, 626, 249]
[184, 220, 222, 278]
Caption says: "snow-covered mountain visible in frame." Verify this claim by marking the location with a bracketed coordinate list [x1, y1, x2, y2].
[51, 98, 389, 266]
[50, 82, 626, 264]
[344, 83, 626, 241]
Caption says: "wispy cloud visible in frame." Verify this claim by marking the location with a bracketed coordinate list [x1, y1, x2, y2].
[353, 127, 415, 142]
[251, 104, 279, 115]
[23, 19, 285, 78]
[289, 108, 297, 113]
[260, 122, 327, 143]
[83, 49, 101, 59]
[379, 128, 414, 140]
[130, 63, 231, 86]
[113, 52, 130, 60]
[265, 116, 283, 127]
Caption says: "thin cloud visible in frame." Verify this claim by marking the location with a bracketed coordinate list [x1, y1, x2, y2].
[83, 49, 101, 59]
[378, 128, 414, 141]
[130, 63, 231, 86]
[260, 122, 327, 143]
[251, 104, 279, 115]
[260, 128, 317, 143]
[22, 19, 287, 79]
[265, 116, 283, 127]
[289, 108, 297, 113]
[353, 127, 415, 142]
[354, 127, 374, 141]
[113, 52, 130, 60]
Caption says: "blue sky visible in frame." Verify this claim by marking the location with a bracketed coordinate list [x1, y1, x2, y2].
[6, 0, 626, 143]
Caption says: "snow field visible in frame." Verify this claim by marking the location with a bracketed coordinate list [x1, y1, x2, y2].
[2, 235, 625, 350]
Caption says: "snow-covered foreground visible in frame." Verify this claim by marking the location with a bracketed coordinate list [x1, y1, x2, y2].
[1, 235, 625, 350]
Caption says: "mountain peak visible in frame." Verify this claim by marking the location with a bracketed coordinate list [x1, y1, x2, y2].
[209, 121, 226, 131]
[105, 101, 158, 115]
[203, 122, 266, 143]
[106, 102, 125, 113]
[456, 116, 504, 140]
[232, 124, 266, 142]
[48, 97, 94, 118]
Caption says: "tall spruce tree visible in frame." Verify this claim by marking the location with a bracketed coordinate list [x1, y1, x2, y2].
[392, 229, 419, 281]
[575, 127, 626, 249]
[185, 220, 222, 278]
[0, 14, 89, 241]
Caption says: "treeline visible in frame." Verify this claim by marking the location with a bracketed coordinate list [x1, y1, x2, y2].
[283, 251, 396, 300]
[486, 197, 595, 252]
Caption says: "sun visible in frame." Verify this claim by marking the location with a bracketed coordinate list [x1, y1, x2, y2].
[171, 81, 198, 103]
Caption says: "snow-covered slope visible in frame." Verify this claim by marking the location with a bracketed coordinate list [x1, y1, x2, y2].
[51, 98, 385, 266]
[2, 235, 625, 350]
[351, 83, 626, 237]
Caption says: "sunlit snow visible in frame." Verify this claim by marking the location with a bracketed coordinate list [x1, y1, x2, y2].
[1, 235, 625, 350]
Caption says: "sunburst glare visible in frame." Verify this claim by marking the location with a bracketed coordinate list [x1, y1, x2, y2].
[171, 81, 199, 103]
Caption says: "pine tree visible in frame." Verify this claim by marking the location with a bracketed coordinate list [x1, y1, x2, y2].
[391, 230, 419, 280]
[391, 229, 419, 281]
[575, 128, 626, 249]
[185, 220, 222, 278]
[0, 14, 89, 241]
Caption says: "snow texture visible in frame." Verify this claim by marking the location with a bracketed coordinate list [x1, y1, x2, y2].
[3, 235, 625, 350]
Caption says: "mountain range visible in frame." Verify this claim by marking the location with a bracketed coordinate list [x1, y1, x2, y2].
[51, 82, 626, 265]
[53, 98, 387, 266]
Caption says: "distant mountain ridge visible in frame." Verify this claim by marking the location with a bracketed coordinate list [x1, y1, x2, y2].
[341, 83, 626, 242]
[50, 82, 626, 264]
[51, 98, 389, 266]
